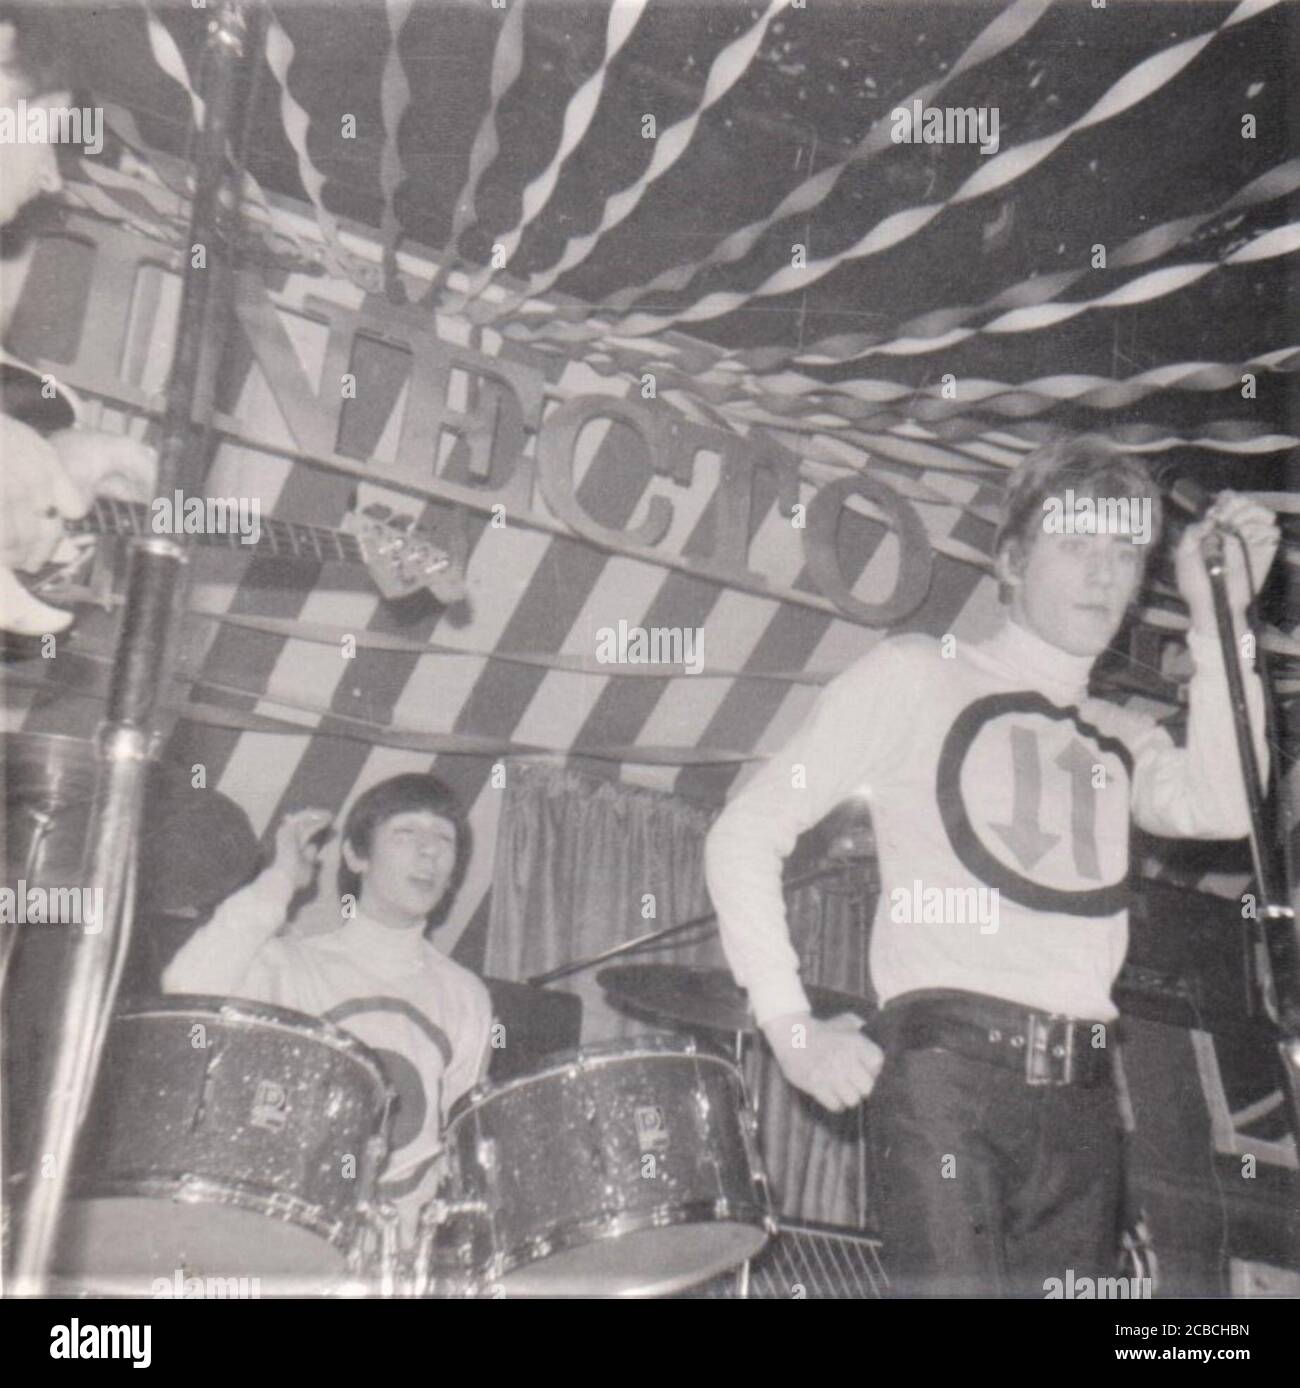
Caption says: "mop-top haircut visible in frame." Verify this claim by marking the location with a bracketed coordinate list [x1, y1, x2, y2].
[337, 773, 470, 917]
[993, 434, 1164, 602]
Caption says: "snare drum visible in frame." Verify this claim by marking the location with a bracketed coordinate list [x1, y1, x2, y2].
[441, 1036, 774, 1297]
[52, 996, 393, 1295]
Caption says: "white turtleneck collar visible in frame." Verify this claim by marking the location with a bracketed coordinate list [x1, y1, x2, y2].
[341, 908, 430, 969]
[974, 617, 1095, 706]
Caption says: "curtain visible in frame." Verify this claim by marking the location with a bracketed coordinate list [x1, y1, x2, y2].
[485, 759, 878, 1228]
[485, 761, 723, 1042]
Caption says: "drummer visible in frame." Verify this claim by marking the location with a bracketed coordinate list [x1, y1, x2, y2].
[163, 774, 494, 1247]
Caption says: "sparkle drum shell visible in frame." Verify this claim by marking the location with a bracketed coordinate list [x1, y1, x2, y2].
[53, 996, 393, 1295]
[442, 1036, 774, 1297]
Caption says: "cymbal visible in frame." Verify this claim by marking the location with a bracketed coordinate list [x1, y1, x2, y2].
[0, 733, 258, 918]
[597, 962, 874, 1037]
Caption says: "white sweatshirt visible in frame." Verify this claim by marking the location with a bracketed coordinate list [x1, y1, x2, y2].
[163, 867, 493, 1221]
[705, 619, 1266, 1026]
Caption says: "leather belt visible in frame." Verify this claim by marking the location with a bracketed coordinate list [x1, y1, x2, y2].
[880, 991, 1113, 1088]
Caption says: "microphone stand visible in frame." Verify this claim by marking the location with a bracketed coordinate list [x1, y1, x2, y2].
[1199, 527, 1300, 1140]
[8, 2, 252, 1293]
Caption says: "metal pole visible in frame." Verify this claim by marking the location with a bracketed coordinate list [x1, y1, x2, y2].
[9, 1, 251, 1293]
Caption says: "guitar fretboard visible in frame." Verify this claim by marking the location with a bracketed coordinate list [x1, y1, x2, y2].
[69, 497, 365, 564]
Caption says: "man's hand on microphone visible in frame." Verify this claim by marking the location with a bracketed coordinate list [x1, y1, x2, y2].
[1175, 491, 1280, 632]
[760, 1010, 883, 1112]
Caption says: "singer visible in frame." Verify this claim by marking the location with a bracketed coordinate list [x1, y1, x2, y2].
[705, 433, 1280, 1296]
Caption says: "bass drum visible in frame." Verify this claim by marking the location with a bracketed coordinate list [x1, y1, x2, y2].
[49, 996, 392, 1296]
[441, 1036, 774, 1297]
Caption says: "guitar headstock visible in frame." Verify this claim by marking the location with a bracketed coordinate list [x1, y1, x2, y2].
[341, 504, 467, 604]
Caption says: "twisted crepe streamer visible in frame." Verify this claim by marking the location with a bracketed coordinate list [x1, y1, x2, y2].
[503, 0, 1050, 342]
[419, 0, 530, 306]
[466, 0, 791, 327]
[264, 9, 382, 292]
[503, 0, 1280, 350]
[378, 0, 415, 301]
[680, 212, 1300, 429]
[895, 417, 1300, 454]
[730, 348, 1300, 429]
[774, 155, 1300, 373]
[439, 0, 649, 319]
[979, 221, 1300, 333]
[121, 19, 318, 269]
[142, 1, 205, 132]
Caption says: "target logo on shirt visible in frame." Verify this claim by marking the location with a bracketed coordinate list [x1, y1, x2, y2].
[936, 692, 1135, 917]
[323, 996, 452, 1200]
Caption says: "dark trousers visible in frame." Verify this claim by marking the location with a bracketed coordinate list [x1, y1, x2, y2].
[869, 1041, 1123, 1297]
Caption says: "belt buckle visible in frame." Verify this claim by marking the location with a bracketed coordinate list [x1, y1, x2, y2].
[1025, 1013, 1073, 1086]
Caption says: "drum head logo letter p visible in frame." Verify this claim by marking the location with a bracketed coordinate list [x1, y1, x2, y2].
[634, 1105, 668, 1152]
[251, 1078, 289, 1132]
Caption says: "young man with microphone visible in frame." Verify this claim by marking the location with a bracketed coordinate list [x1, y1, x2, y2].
[705, 435, 1279, 1295]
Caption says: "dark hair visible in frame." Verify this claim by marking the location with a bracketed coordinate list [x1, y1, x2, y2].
[337, 773, 469, 924]
[0, 5, 70, 98]
[994, 434, 1164, 602]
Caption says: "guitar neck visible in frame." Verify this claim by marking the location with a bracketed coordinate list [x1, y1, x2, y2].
[69, 496, 365, 566]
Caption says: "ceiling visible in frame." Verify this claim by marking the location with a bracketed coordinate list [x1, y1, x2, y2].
[28, 0, 1300, 608]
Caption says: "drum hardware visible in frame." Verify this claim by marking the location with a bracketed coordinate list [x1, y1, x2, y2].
[370, 1202, 401, 1299]
[408, 1196, 490, 1299]
[527, 864, 849, 989]
[7, 0, 255, 1293]
[595, 963, 874, 1038]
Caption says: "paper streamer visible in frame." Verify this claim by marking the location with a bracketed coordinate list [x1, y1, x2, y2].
[142, 0, 205, 132]
[502, 0, 1051, 340]
[635, 211, 1300, 429]
[117, 21, 320, 272]
[439, 0, 650, 318]
[264, 8, 383, 292]
[890, 417, 1300, 454]
[420, 0, 530, 305]
[729, 349, 1300, 428]
[377, 0, 416, 301]
[467, 0, 791, 326]
[774, 156, 1300, 373]
[504, 0, 1280, 350]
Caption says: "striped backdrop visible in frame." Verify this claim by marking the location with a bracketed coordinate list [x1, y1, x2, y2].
[2, 227, 1017, 970]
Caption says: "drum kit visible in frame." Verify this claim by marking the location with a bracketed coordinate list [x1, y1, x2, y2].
[39, 960, 867, 1298]
[37, 997, 778, 1299]
[2, 733, 872, 1298]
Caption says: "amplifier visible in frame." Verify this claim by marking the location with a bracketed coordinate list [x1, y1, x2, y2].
[681, 1219, 888, 1299]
